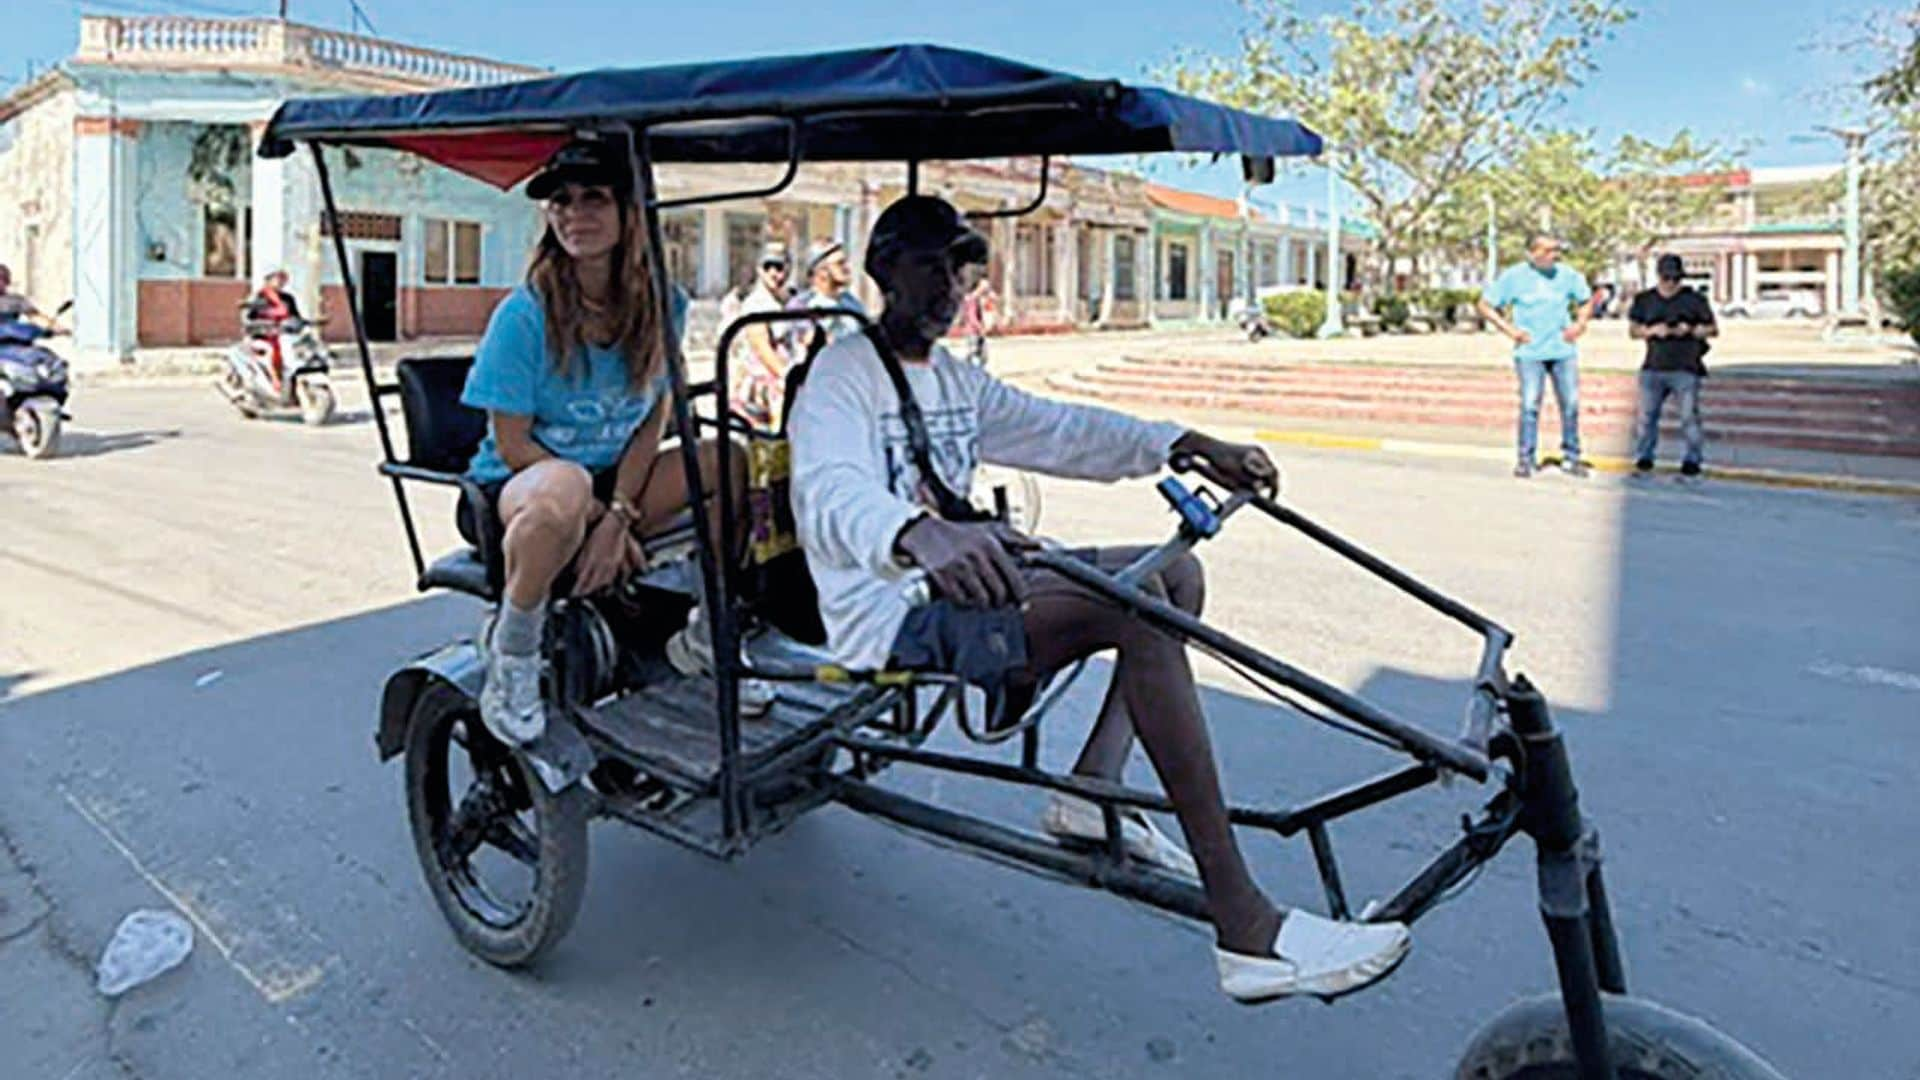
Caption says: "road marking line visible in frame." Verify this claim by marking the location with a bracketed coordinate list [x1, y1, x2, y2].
[60, 787, 328, 1005]
[1807, 660, 1920, 692]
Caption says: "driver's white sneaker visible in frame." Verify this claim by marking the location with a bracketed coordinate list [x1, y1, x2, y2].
[665, 608, 776, 716]
[1215, 910, 1411, 1003]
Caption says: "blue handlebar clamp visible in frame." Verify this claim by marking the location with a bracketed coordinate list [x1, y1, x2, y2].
[1156, 476, 1222, 538]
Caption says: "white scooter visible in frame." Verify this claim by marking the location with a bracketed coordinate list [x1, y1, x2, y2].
[219, 316, 337, 426]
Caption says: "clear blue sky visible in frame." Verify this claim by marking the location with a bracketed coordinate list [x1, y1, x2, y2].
[4, 0, 1897, 206]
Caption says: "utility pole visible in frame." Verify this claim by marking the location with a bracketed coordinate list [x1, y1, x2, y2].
[1836, 127, 1865, 317]
[1317, 149, 1344, 339]
[1484, 190, 1497, 285]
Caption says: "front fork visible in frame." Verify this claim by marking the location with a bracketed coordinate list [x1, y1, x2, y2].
[1508, 676, 1625, 1080]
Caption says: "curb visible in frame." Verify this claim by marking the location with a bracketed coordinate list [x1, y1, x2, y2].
[1253, 428, 1920, 498]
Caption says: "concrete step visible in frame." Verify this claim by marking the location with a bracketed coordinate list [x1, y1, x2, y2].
[1080, 367, 1907, 423]
[1047, 373, 1920, 457]
[1067, 370, 1918, 436]
[1110, 356, 1920, 405]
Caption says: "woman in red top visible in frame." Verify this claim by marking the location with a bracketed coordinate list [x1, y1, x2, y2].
[244, 270, 304, 386]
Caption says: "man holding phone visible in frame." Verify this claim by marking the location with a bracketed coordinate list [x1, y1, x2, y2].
[1627, 254, 1717, 478]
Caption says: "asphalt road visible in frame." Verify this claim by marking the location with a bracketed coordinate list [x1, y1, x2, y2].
[2, 380, 1916, 1079]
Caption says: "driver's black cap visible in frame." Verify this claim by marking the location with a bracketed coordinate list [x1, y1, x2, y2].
[1656, 253, 1685, 280]
[865, 196, 989, 284]
[526, 138, 632, 200]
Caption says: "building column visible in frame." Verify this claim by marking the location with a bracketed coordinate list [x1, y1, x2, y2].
[1056, 221, 1075, 323]
[700, 206, 728, 297]
[1197, 223, 1214, 321]
[250, 134, 323, 319]
[1824, 251, 1841, 315]
[1144, 224, 1159, 325]
[1100, 229, 1117, 327]
[1742, 252, 1760, 303]
[72, 115, 141, 358]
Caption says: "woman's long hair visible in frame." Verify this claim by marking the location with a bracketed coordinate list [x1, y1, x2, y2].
[526, 197, 661, 389]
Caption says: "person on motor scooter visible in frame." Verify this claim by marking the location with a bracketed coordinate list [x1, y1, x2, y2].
[244, 269, 305, 390]
[789, 195, 1412, 1003]
[0, 264, 43, 324]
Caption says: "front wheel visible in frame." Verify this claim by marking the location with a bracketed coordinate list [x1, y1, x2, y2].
[1455, 993, 1786, 1079]
[404, 682, 591, 967]
[296, 378, 335, 426]
[13, 397, 62, 459]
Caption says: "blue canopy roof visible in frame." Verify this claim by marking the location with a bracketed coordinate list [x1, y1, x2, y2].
[259, 44, 1320, 189]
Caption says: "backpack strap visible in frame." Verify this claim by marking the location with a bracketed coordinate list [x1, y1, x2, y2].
[861, 324, 991, 523]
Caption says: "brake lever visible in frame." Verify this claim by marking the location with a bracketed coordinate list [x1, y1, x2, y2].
[1169, 450, 1279, 500]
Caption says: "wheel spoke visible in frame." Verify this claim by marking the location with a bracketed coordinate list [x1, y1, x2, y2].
[486, 814, 540, 868]
[444, 780, 496, 860]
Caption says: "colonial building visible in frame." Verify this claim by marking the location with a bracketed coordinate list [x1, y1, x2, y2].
[2, 15, 1372, 365]
[1146, 185, 1367, 326]
[0, 16, 548, 364]
[1634, 165, 1849, 313]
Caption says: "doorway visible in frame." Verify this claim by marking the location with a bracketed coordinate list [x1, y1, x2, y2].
[359, 250, 398, 341]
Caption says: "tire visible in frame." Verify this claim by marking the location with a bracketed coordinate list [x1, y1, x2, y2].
[1455, 993, 1787, 1080]
[13, 397, 62, 459]
[219, 370, 261, 419]
[403, 681, 592, 968]
[296, 380, 335, 426]
[973, 464, 1044, 533]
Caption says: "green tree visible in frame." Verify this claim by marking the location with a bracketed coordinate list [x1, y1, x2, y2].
[1863, 8, 1920, 273]
[1171, 0, 1633, 279]
[1426, 130, 1728, 283]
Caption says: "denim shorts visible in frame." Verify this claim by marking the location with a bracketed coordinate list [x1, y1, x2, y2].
[886, 600, 1030, 692]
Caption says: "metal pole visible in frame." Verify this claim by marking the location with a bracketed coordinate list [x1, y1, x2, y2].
[1842, 130, 1863, 316]
[1483, 190, 1497, 286]
[1317, 149, 1343, 338]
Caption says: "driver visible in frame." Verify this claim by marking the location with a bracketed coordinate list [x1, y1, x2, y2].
[0, 263, 41, 323]
[789, 196, 1411, 1002]
[244, 269, 304, 387]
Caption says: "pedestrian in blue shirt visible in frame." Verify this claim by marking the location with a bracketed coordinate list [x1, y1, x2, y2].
[1476, 233, 1596, 477]
[459, 137, 765, 746]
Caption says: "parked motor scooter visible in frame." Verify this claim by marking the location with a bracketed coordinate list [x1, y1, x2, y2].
[1229, 296, 1274, 342]
[0, 300, 74, 460]
[219, 316, 336, 426]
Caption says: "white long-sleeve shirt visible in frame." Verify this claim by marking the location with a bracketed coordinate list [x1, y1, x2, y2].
[790, 334, 1184, 669]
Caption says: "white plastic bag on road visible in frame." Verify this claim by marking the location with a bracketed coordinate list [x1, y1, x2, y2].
[96, 909, 194, 996]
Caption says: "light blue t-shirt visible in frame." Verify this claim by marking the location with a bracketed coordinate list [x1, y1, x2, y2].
[1484, 263, 1593, 363]
[462, 285, 685, 484]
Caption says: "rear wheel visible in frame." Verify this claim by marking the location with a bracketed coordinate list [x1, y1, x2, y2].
[974, 464, 1043, 533]
[13, 397, 62, 459]
[219, 370, 261, 419]
[1455, 993, 1786, 1079]
[404, 682, 591, 967]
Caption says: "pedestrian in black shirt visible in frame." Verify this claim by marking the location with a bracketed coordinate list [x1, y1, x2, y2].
[1627, 254, 1716, 477]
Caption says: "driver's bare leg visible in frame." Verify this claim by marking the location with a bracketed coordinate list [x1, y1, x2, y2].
[1020, 576, 1280, 954]
[1068, 548, 1204, 780]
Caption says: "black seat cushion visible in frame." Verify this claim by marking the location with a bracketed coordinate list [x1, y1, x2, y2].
[419, 547, 496, 600]
[396, 356, 486, 474]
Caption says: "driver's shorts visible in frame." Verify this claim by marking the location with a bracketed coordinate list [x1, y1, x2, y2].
[886, 600, 1030, 691]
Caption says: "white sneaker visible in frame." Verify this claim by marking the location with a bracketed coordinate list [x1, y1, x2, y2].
[665, 607, 776, 717]
[1215, 910, 1411, 1003]
[478, 619, 547, 745]
[1041, 793, 1200, 878]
